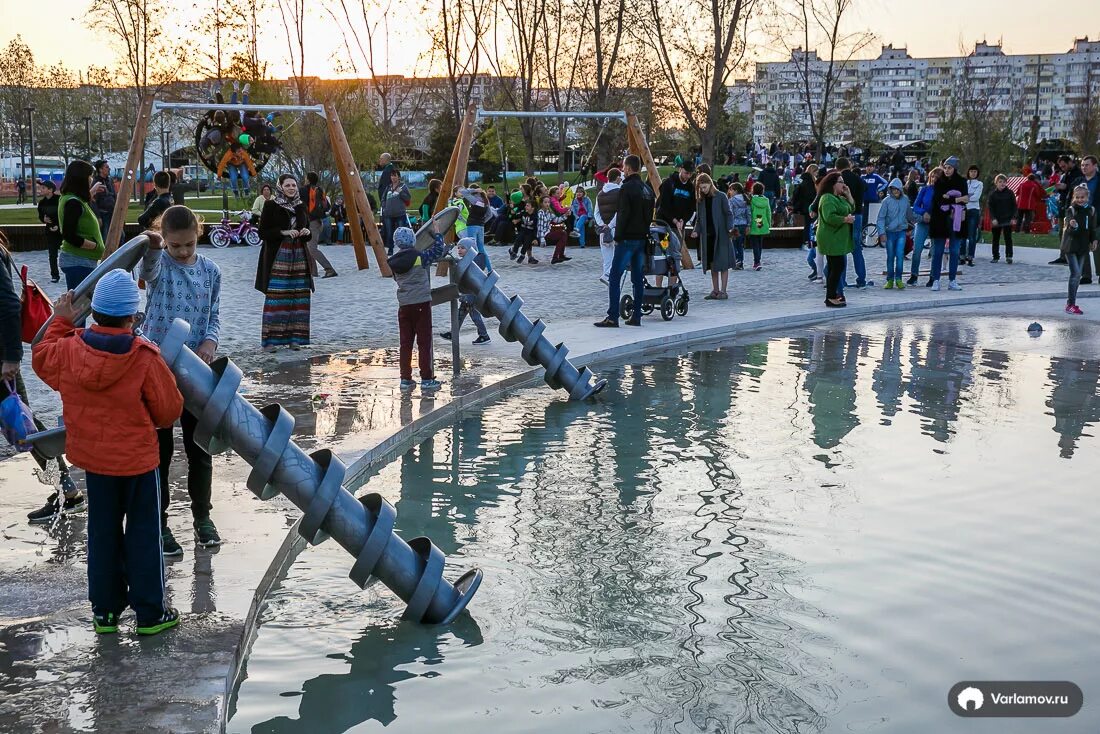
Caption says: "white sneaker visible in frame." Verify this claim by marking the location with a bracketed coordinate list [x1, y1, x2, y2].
[948, 280, 962, 291]
[931, 280, 941, 291]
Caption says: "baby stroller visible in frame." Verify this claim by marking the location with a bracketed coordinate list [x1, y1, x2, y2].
[619, 221, 690, 322]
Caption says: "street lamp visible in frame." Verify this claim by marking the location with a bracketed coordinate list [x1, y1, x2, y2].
[25, 105, 37, 205]
[83, 116, 92, 160]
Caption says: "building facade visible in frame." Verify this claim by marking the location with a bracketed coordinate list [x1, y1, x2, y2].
[752, 38, 1100, 147]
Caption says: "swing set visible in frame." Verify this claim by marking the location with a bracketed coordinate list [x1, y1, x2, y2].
[102, 94, 393, 276]
[435, 104, 693, 272]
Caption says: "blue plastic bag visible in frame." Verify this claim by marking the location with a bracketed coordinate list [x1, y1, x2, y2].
[0, 379, 36, 452]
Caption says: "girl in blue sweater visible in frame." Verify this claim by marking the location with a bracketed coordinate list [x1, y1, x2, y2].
[907, 167, 940, 285]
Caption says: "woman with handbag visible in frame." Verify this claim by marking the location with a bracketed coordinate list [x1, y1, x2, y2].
[0, 231, 83, 523]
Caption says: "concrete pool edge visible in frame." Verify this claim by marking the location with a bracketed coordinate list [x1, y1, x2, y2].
[219, 287, 1093, 732]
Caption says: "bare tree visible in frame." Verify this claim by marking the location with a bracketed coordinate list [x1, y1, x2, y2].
[428, 0, 492, 125]
[1069, 70, 1100, 154]
[87, 0, 187, 103]
[767, 0, 874, 158]
[486, 0, 548, 174]
[645, 0, 757, 163]
[540, 0, 587, 178]
[275, 0, 308, 103]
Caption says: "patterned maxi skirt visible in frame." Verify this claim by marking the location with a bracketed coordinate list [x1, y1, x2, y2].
[262, 240, 311, 348]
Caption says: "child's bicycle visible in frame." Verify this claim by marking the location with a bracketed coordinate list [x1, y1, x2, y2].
[209, 210, 261, 248]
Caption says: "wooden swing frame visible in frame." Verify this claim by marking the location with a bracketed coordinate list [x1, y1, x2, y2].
[103, 95, 391, 276]
[434, 103, 694, 273]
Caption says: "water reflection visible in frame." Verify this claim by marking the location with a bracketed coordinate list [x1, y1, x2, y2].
[234, 315, 1100, 734]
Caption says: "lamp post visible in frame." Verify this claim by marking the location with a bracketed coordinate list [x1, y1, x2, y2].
[83, 116, 92, 160]
[25, 105, 37, 205]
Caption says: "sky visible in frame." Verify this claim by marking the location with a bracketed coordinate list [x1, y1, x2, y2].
[1, 0, 1099, 80]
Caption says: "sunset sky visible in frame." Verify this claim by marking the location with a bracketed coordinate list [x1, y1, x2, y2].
[2, 0, 1099, 80]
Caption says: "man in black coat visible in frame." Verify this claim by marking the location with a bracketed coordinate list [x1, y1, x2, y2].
[36, 181, 62, 282]
[595, 154, 654, 328]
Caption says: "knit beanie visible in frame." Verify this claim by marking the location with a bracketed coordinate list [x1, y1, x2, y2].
[457, 237, 476, 250]
[393, 227, 416, 250]
[91, 269, 140, 317]
[509, 190, 523, 204]
[944, 156, 960, 169]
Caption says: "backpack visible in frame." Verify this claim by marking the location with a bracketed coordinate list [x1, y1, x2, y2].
[0, 379, 35, 452]
[19, 264, 53, 343]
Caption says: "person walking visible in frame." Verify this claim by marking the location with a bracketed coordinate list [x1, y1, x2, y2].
[988, 174, 1017, 263]
[595, 155, 653, 328]
[36, 181, 62, 282]
[16, 177, 27, 205]
[1075, 155, 1099, 283]
[1015, 173, 1044, 234]
[815, 171, 856, 308]
[692, 173, 734, 300]
[302, 172, 337, 278]
[927, 156, 969, 291]
[963, 165, 984, 266]
[91, 160, 116, 244]
[256, 174, 313, 352]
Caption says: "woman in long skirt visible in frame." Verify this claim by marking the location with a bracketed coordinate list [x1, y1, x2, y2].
[256, 174, 314, 351]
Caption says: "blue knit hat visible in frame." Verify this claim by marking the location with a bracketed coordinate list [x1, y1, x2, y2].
[393, 227, 416, 249]
[91, 269, 140, 317]
[944, 156, 960, 169]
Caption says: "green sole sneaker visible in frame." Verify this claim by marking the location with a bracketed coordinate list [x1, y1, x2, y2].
[93, 613, 120, 634]
[136, 608, 180, 636]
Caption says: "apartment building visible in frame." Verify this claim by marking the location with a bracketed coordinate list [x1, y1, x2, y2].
[752, 38, 1100, 146]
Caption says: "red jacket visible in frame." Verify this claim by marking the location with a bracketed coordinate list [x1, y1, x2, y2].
[32, 319, 183, 476]
[1015, 179, 1045, 212]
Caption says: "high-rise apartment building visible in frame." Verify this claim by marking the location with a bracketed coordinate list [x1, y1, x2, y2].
[752, 38, 1100, 146]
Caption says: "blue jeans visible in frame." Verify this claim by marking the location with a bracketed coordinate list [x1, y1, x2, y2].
[910, 221, 929, 278]
[463, 225, 493, 274]
[965, 209, 981, 260]
[806, 245, 817, 275]
[930, 237, 962, 283]
[227, 164, 250, 195]
[457, 294, 489, 338]
[885, 231, 906, 281]
[732, 227, 746, 265]
[607, 239, 646, 322]
[850, 214, 868, 285]
[62, 264, 95, 327]
[383, 215, 409, 254]
[574, 214, 589, 247]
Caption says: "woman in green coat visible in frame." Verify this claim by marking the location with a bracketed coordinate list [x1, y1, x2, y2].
[815, 171, 856, 308]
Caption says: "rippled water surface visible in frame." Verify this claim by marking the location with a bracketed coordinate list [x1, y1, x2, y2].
[229, 314, 1100, 733]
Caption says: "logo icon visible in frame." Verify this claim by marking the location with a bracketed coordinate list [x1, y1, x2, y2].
[957, 687, 984, 711]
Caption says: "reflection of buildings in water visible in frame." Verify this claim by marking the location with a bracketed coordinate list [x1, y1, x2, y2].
[255, 616, 484, 733]
[904, 322, 976, 444]
[1046, 356, 1100, 459]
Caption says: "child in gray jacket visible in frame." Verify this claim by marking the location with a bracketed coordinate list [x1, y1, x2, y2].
[876, 178, 916, 289]
[387, 223, 448, 392]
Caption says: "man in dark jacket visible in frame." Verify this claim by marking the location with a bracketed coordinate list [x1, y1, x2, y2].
[757, 162, 782, 212]
[377, 153, 395, 207]
[596, 155, 653, 328]
[303, 171, 337, 278]
[657, 161, 694, 289]
[835, 157, 872, 287]
[1052, 156, 1085, 265]
[36, 181, 62, 282]
[92, 160, 116, 242]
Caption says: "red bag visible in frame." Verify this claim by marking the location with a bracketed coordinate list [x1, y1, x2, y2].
[19, 265, 53, 343]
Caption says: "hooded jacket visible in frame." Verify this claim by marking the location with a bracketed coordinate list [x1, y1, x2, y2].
[876, 180, 914, 233]
[32, 319, 183, 476]
[388, 233, 449, 307]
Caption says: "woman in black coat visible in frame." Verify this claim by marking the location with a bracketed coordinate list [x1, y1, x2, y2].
[256, 174, 314, 351]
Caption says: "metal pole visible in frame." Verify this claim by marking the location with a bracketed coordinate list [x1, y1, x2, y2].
[151, 101, 326, 116]
[450, 265, 460, 376]
[26, 105, 37, 205]
[18, 119, 25, 203]
[84, 116, 92, 160]
[477, 109, 628, 123]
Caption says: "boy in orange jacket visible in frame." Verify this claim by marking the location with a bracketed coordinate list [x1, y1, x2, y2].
[33, 269, 185, 636]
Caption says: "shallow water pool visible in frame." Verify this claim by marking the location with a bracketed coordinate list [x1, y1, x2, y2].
[229, 311, 1100, 733]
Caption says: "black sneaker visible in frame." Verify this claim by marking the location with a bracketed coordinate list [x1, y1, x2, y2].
[93, 611, 120, 634]
[472, 334, 490, 345]
[162, 528, 183, 557]
[439, 331, 452, 341]
[194, 518, 222, 548]
[1081, 278, 1094, 285]
[1050, 257, 1067, 265]
[136, 608, 180, 636]
[27, 492, 85, 524]
[907, 275, 918, 286]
